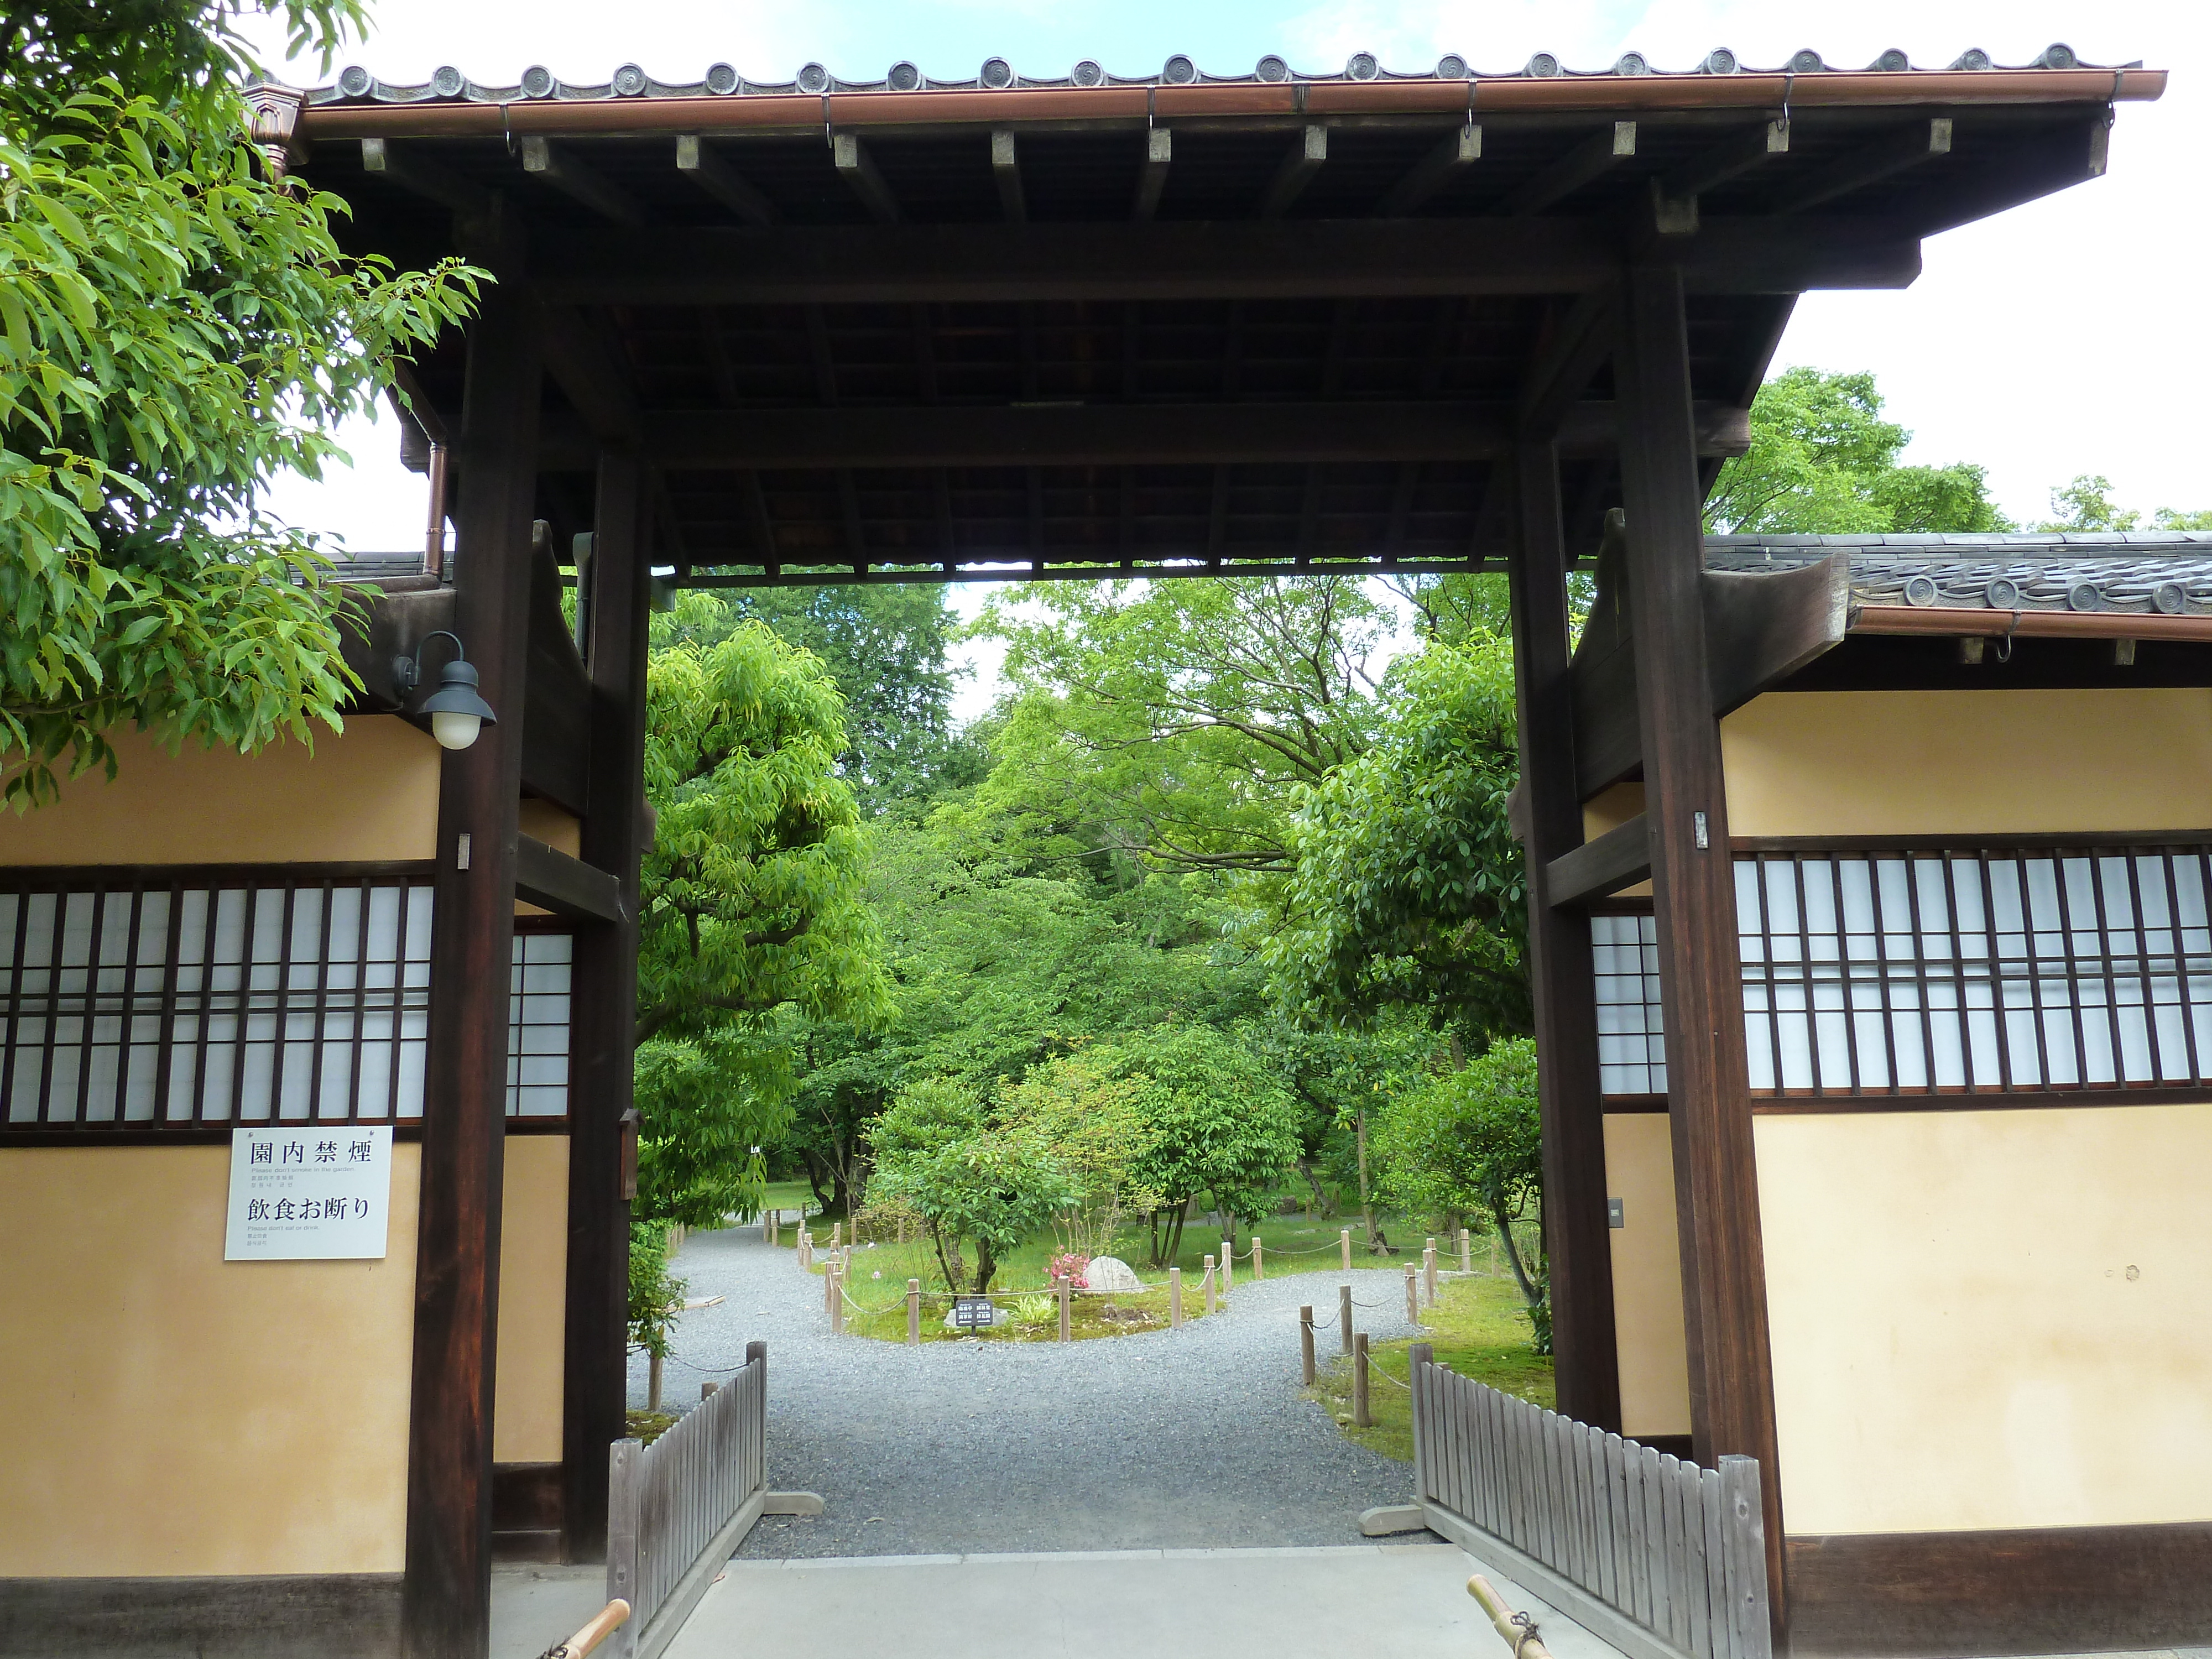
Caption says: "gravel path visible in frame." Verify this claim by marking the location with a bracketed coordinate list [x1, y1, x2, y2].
[627, 1229, 1433, 1558]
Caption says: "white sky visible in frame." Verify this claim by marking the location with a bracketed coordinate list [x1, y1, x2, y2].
[253, 0, 2211, 721]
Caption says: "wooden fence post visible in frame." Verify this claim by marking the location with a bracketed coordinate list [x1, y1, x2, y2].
[823, 1256, 835, 1316]
[1354, 1333, 1372, 1427]
[1253, 1236, 1264, 1280]
[1405, 1263, 1418, 1323]
[1056, 1275, 1072, 1343]
[605, 1437, 640, 1659]
[1220, 1239, 1233, 1293]
[1408, 1342, 1433, 1499]
[898, 1215, 906, 1245]
[828, 1264, 843, 1334]
[799, 1228, 811, 1270]
[1300, 1305, 1316, 1385]
[831, 1220, 841, 1251]
[1425, 1240, 1438, 1305]
[1339, 1283, 1353, 1354]
[1721, 1453, 1775, 1659]
[1170, 1266, 1183, 1328]
[1202, 1259, 1216, 1314]
[907, 1279, 921, 1347]
[1340, 1227, 1352, 1270]
[1459, 1227, 1472, 1274]
[701, 1381, 717, 1401]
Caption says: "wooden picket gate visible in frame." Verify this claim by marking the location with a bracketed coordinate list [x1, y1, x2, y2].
[1408, 1346, 1771, 1659]
[607, 1339, 768, 1659]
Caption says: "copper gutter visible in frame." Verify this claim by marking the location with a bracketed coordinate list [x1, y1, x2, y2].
[1853, 605, 2212, 642]
[298, 67, 2166, 141]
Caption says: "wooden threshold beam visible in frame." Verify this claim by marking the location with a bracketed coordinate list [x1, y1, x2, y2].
[1547, 814, 1652, 910]
[514, 834, 622, 922]
[533, 216, 1921, 305]
[539, 398, 1751, 472]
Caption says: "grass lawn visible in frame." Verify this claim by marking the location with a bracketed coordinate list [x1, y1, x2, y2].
[1306, 1271, 1553, 1462]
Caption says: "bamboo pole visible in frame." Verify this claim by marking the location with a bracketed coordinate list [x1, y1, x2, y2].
[1300, 1305, 1316, 1385]
[545, 1598, 631, 1659]
[907, 1279, 921, 1347]
[1339, 1283, 1352, 1354]
[1170, 1266, 1183, 1328]
[1466, 1575, 1556, 1659]
[1354, 1333, 1371, 1427]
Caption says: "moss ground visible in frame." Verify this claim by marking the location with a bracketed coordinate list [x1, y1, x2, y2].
[1306, 1271, 1554, 1462]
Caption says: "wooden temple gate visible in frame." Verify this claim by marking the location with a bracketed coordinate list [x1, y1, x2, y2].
[0, 45, 2180, 1659]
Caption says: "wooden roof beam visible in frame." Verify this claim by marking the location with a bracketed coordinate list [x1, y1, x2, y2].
[515, 834, 620, 922]
[1663, 118, 1790, 203]
[520, 135, 644, 228]
[992, 127, 1026, 223]
[1517, 286, 1618, 439]
[675, 135, 777, 226]
[1377, 123, 1481, 217]
[1259, 123, 1328, 219]
[544, 397, 1750, 471]
[1132, 126, 1171, 221]
[1547, 815, 1650, 910]
[538, 305, 640, 447]
[1775, 118, 1952, 215]
[361, 135, 487, 219]
[1506, 122, 1636, 216]
[534, 216, 1921, 305]
[832, 131, 900, 223]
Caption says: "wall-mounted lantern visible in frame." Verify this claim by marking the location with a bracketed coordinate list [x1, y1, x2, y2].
[393, 630, 498, 751]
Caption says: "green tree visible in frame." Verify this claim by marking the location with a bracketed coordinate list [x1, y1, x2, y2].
[1263, 634, 1529, 1041]
[0, 2, 480, 807]
[1374, 1037, 1550, 1350]
[2037, 476, 2211, 533]
[632, 596, 890, 1227]
[1705, 368, 2010, 535]
[866, 1077, 1072, 1294]
[1001, 1047, 1160, 1262]
[979, 575, 1393, 874]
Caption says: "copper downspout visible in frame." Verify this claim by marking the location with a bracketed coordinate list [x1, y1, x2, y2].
[1854, 605, 2212, 643]
[424, 441, 448, 578]
[299, 67, 2166, 141]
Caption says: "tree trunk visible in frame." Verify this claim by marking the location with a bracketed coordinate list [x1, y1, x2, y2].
[1296, 1159, 1338, 1219]
[1489, 1195, 1543, 1318]
[1355, 1108, 1375, 1247]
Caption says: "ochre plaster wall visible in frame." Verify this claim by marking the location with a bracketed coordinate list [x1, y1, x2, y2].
[495, 1136, 570, 1464]
[1603, 1113, 1691, 1439]
[1756, 1103, 2212, 1536]
[1722, 687, 2212, 838]
[0, 1142, 419, 1575]
[0, 718, 442, 865]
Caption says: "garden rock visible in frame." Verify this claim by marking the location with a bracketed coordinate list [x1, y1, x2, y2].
[1082, 1255, 1143, 1293]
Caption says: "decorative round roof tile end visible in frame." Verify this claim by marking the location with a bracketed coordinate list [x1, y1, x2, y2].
[430, 65, 466, 99]
[796, 62, 830, 95]
[1437, 54, 1468, 80]
[980, 56, 1014, 90]
[887, 60, 921, 91]
[1986, 577, 2022, 609]
[2154, 581, 2187, 615]
[1871, 48, 1910, 73]
[1614, 51, 1649, 77]
[1526, 52, 1561, 79]
[1702, 48, 1738, 76]
[1346, 51, 1380, 81]
[611, 63, 648, 97]
[1788, 49, 1826, 74]
[1162, 54, 1196, 86]
[1952, 48, 1991, 71]
[1071, 59, 1104, 88]
[704, 63, 739, 96]
[1256, 54, 1290, 84]
[2041, 43, 2079, 70]
[1902, 576, 1939, 608]
[2068, 582, 2106, 612]
[520, 65, 556, 99]
[337, 64, 373, 100]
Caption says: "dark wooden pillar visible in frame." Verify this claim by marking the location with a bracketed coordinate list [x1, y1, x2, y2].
[403, 201, 541, 1659]
[1507, 439, 1621, 1432]
[560, 452, 653, 1561]
[1613, 262, 1787, 1627]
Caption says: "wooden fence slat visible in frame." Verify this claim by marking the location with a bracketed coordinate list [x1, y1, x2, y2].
[1557, 1413, 1581, 1581]
[1661, 1453, 1688, 1650]
[1605, 1434, 1630, 1618]
[1679, 1458, 1709, 1659]
[1578, 1420, 1600, 1592]
[1640, 1442, 1671, 1642]
[1433, 1368, 1453, 1512]
[1585, 1421, 1612, 1609]
[1479, 1381, 1501, 1534]
[1512, 1396, 1535, 1554]
[1721, 1455, 1773, 1659]
[1623, 1434, 1649, 1625]
[1457, 1378, 1477, 1525]
[1703, 1467, 1731, 1659]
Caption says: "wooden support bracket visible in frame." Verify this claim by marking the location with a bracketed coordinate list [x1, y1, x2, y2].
[515, 835, 623, 923]
[1547, 815, 1651, 910]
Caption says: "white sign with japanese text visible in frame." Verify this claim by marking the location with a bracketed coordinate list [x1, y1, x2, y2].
[225, 1126, 393, 1261]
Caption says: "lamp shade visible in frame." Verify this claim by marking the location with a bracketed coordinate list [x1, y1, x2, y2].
[419, 658, 498, 751]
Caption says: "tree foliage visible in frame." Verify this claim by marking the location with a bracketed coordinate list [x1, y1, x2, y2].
[1705, 368, 2010, 536]
[865, 1077, 1072, 1294]
[0, 1, 480, 807]
[632, 596, 890, 1226]
[1264, 634, 1528, 1039]
[1374, 1037, 1549, 1349]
